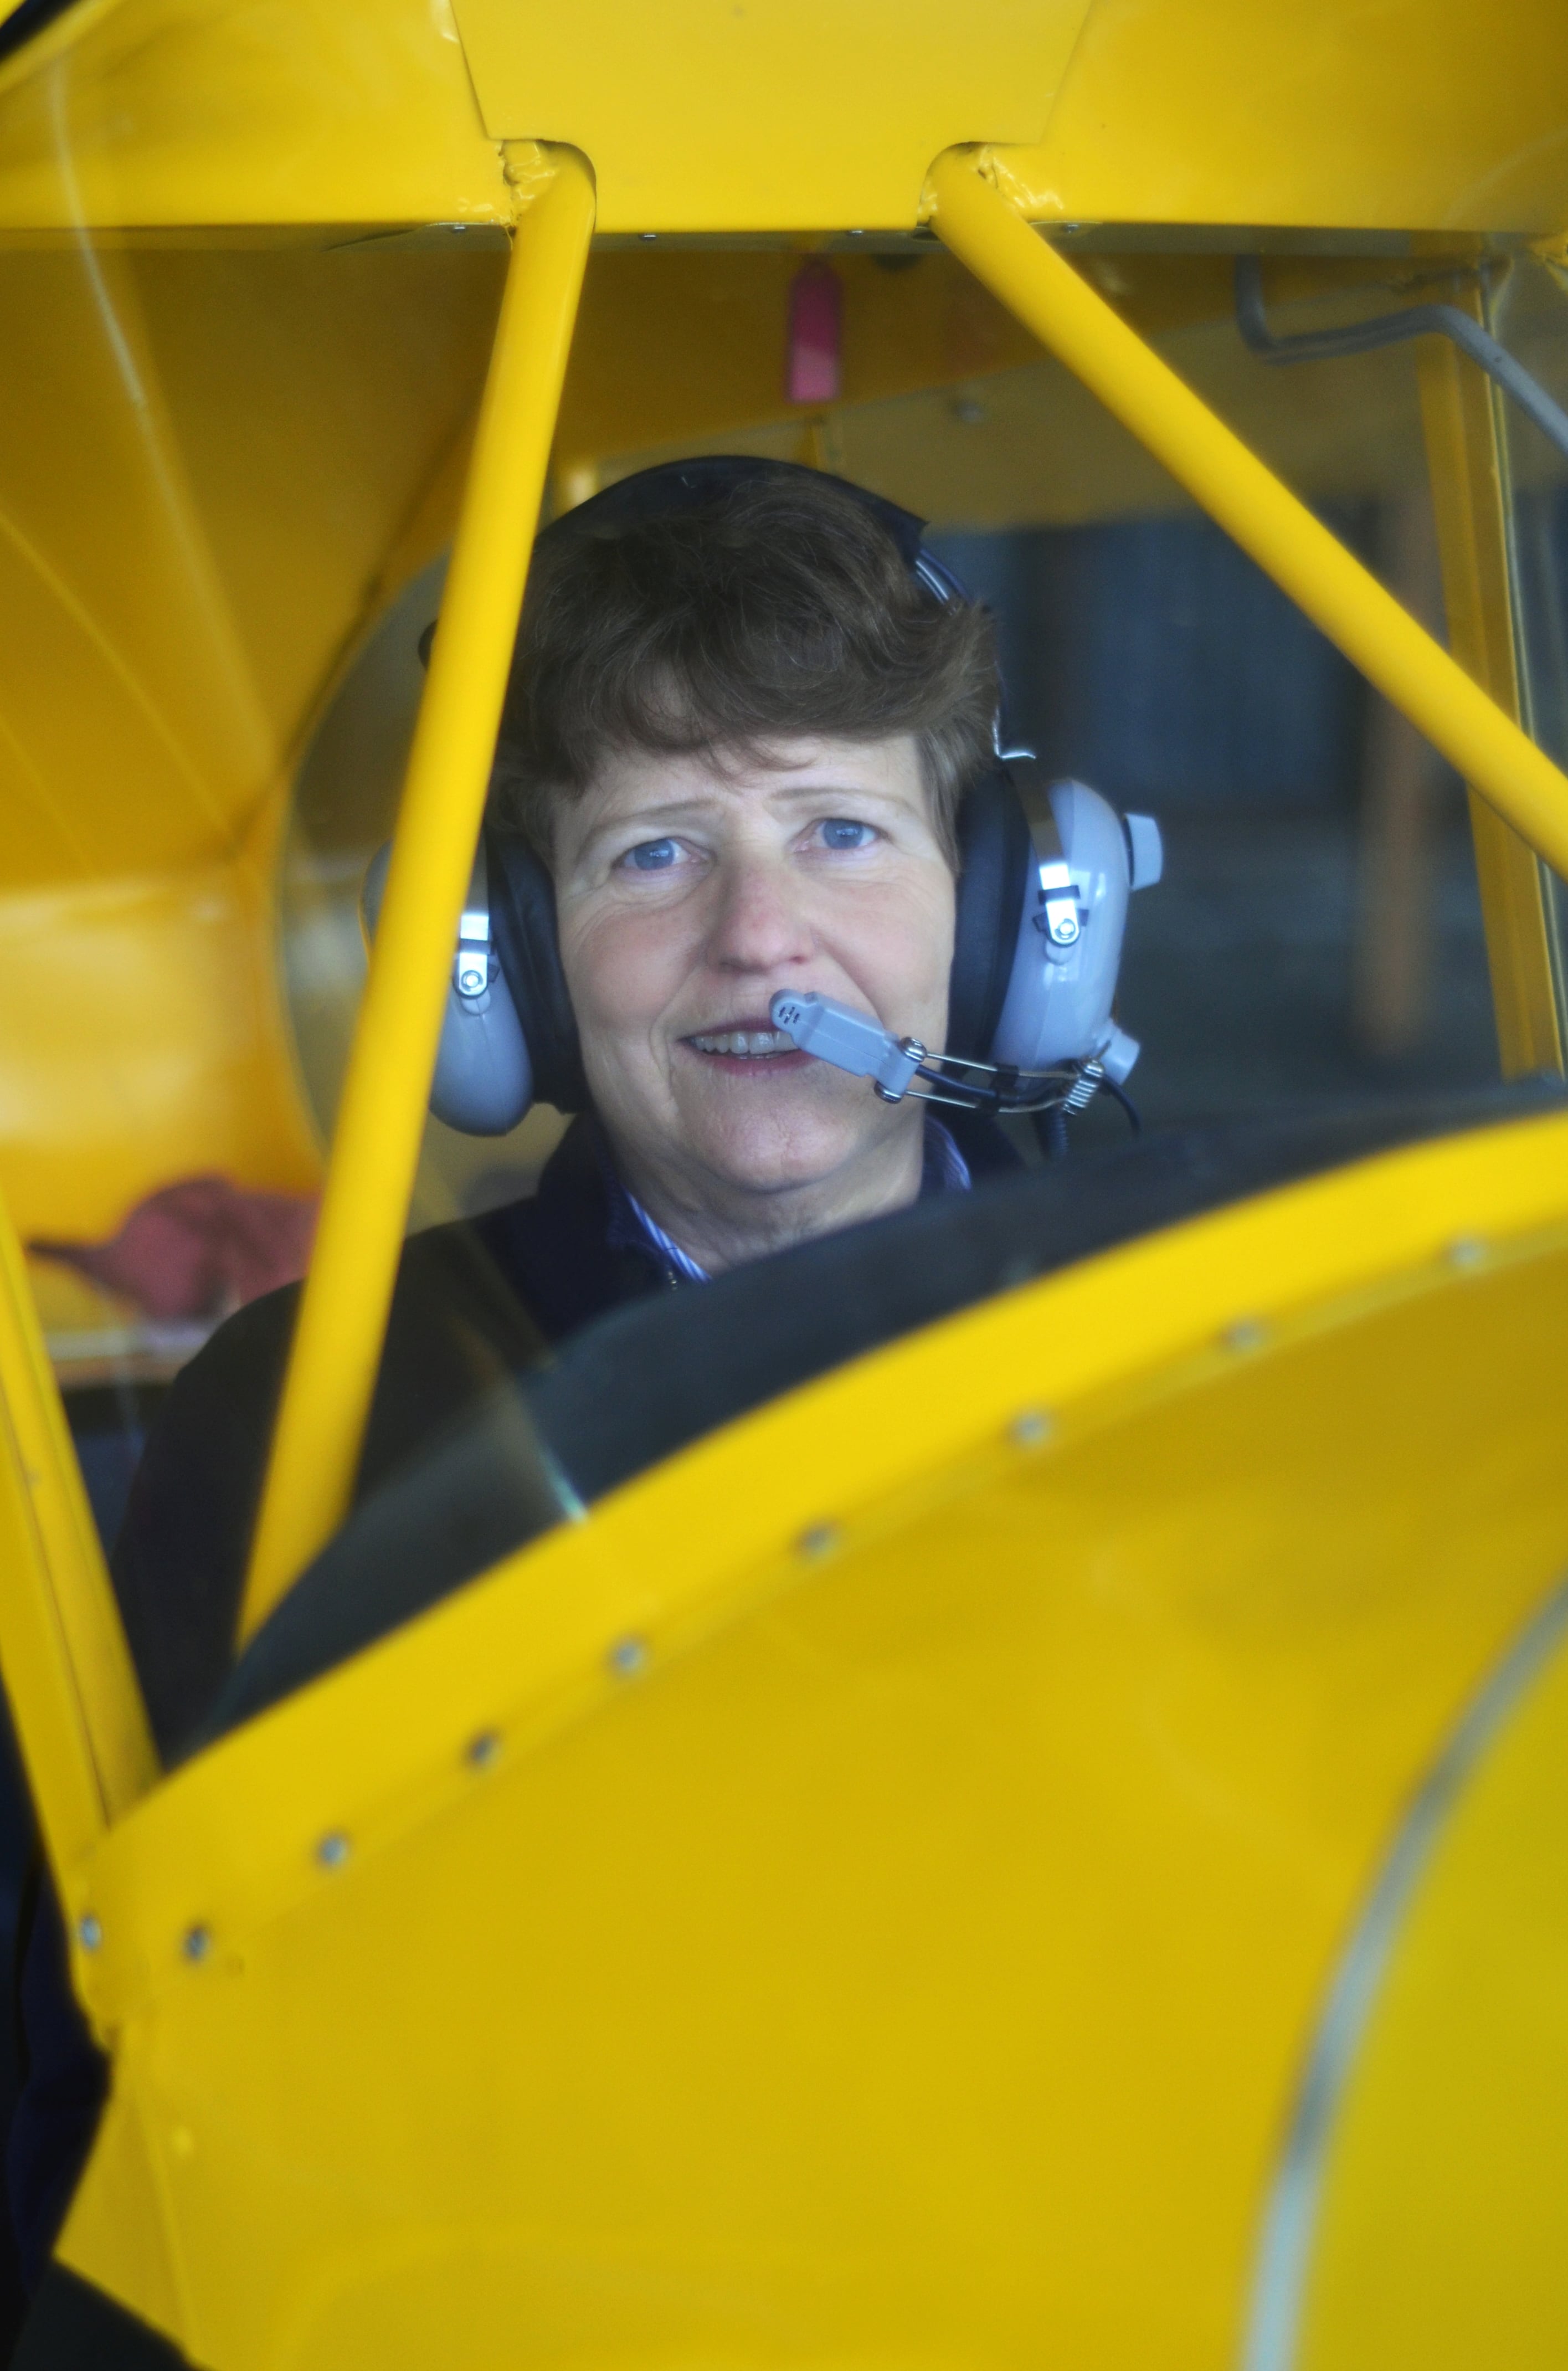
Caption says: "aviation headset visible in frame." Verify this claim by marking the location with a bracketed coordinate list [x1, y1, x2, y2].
[366, 456, 1161, 1136]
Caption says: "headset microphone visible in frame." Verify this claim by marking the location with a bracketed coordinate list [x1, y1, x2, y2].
[768, 993, 1112, 1121]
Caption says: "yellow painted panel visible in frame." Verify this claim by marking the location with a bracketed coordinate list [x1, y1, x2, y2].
[593, 282, 1436, 531]
[1285, 1599, 1568, 2369]
[0, 0, 510, 230]
[556, 248, 1041, 469]
[57, 1114, 1568, 2367]
[0, 235, 501, 1266]
[994, 0, 1568, 232]
[0, 239, 502, 889]
[0, 857, 318, 1249]
[454, 0, 1092, 232]
[0, 0, 1557, 239]
[66, 1112, 1568, 2010]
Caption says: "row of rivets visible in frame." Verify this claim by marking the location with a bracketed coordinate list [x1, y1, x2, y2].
[790, 1406, 1058, 1568]
[143, 1693, 587, 1970]
[133, 1388, 1083, 1978]
[127, 1227, 1507, 1974]
[1216, 1237, 1491, 1362]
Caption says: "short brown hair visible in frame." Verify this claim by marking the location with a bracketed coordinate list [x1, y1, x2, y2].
[489, 471, 998, 867]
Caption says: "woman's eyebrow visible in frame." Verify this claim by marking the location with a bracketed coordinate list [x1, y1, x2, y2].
[580, 795, 722, 840]
[763, 777, 908, 811]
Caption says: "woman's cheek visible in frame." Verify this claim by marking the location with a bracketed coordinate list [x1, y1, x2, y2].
[568, 901, 687, 1040]
[834, 869, 953, 1019]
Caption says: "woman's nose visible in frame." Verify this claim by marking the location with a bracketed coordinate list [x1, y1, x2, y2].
[706, 854, 814, 973]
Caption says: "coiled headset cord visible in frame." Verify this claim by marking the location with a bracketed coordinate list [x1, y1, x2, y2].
[1033, 1075, 1140, 1161]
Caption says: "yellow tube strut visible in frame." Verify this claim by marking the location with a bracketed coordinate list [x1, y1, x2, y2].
[928, 153, 1568, 885]
[240, 150, 595, 1643]
[0, 1182, 157, 1885]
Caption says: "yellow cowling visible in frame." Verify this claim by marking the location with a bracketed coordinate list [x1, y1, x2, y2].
[48, 1107, 1568, 2369]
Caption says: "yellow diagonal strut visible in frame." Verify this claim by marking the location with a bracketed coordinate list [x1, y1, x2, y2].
[0, 1181, 157, 1893]
[927, 152, 1568, 889]
[240, 148, 596, 1643]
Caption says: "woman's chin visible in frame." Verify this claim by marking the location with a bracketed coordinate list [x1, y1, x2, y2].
[685, 1103, 899, 1200]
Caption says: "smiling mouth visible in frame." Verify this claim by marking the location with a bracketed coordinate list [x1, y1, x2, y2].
[686, 1028, 798, 1058]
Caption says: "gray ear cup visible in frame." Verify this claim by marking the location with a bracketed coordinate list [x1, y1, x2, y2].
[362, 842, 533, 1136]
[989, 779, 1162, 1080]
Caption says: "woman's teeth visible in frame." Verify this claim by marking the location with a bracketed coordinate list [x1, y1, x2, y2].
[689, 1029, 795, 1056]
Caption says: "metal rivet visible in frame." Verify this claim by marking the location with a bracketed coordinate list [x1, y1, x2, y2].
[182, 1924, 212, 1963]
[316, 1831, 350, 1870]
[466, 1730, 502, 1770]
[1223, 1317, 1268, 1353]
[1010, 1408, 1053, 1449]
[1448, 1235, 1486, 1270]
[606, 1634, 648, 1677]
[640, 231, 657, 241]
[798, 1522, 841, 1561]
[77, 1915, 101, 1952]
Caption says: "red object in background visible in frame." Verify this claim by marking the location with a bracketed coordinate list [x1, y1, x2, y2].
[32, 1177, 319, 1325]
[786, 259, 842, 405]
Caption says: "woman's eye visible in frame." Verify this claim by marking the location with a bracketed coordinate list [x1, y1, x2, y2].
[819, 818, 875, 850]
[622, 838, 681, 872]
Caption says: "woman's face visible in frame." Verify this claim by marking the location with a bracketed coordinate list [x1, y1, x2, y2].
[553, 735, 955, 1228]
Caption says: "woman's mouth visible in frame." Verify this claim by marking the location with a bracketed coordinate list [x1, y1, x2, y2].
[687, 1028, 796, 1056]
[682, 1022, 815, 1075]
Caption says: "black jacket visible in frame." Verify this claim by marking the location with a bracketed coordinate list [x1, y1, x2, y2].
[112, 1115, 680, 1763]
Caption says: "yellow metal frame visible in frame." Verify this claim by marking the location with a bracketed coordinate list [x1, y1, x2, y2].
[3, 97, 1566, 2015]
[51, 1101, 1568, 2366]
[239, 146, 594, 1639]
[1417, 293, 1566, 1074]
[240, 145, 1568, 1653]
[0, 1164, 155, 1893]
[65, 1104, 1568, 2030]
[926, 153, 1568, 882]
